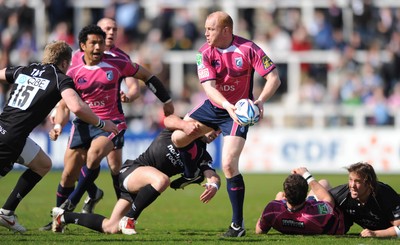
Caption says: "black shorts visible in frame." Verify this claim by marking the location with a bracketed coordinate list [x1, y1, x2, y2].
[118, 160, 144, 203]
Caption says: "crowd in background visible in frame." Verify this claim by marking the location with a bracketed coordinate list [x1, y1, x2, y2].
[1, 0, 400, 131]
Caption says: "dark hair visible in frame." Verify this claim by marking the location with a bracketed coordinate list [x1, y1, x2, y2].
[78, 24, 106, 51]
[283, 174, 308, 206]
[346, 162, 378, 195]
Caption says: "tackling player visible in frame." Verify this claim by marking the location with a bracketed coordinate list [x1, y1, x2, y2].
[51, 115, 221, 234]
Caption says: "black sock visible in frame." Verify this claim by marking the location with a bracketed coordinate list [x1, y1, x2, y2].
[56, 184, 75, 207]
[226, 174, 245, 227]
[64, 212, 106, 233]
[111, 174, 120, 199]
[86, 182, 98, 199]
[124, 194, 137, 218]
[3, 169, 42, 211]
[130, 184, 160, 220]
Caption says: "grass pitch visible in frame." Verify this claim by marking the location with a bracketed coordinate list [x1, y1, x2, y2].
[0, 171, 399, 244]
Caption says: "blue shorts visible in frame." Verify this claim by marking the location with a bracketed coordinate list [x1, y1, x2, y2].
[68, 118, 126, 149]
[188, 99, 248, 139]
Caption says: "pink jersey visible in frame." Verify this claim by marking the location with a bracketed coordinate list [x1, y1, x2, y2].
[67, 52, 139, 120]
[71, 46, 131, 66]
[196, 35, 276, 108]
[105, 46, 131, 61]
[258, 200, 345, 235]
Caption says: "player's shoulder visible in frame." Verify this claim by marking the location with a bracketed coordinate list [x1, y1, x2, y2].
[233, 35, 263, 52]
[109, 46, 131, 60]
[266, 200, 285, 209]
[376, 181, 400, 199]
[329, 184, 349, 203]
[198, 42, 212, 54]
[102, 53, 131, 64]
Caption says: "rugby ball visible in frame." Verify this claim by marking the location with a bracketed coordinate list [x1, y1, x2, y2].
[234, 99, 260, 126]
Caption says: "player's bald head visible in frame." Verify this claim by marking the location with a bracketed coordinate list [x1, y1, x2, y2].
[207, 11, 233, 30]
[97, 18, 116, 29]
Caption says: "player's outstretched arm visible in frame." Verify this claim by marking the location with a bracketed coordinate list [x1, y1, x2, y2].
[361, 226, 400, 238]
[133, 65, 174, 116]
[200, 169, 220, 203]
[292, 167, 334, 207]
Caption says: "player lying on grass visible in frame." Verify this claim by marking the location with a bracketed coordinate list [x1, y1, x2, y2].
[255, 167, 345, 235]
[51, 115, 221, 234]
[329, 162, 400, 238]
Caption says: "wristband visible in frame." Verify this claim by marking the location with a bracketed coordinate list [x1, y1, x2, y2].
[302, 171, 315, 184]
[394, 226, 400, 237]
[53, 124, 62, 130]
[95, 119, 105, 129]
[222, 101, 230, 109]
[206, 182, 219, 191]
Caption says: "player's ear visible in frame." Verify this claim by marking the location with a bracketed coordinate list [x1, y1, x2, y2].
[60, 59, 70, 73]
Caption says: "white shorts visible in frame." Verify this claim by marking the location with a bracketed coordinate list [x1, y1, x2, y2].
[16, 137, 41, 166]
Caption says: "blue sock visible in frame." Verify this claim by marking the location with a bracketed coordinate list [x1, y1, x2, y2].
[226, 174, 245, 227]
[69, 166, 100, 206]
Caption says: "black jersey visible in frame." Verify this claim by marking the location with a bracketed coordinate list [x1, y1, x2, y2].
[0, 63, 75, 151]
[122, 129, 214, 177]
[329, 182, 400, 232]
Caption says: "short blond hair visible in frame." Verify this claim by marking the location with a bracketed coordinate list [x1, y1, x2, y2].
[42, 40, 72, 65]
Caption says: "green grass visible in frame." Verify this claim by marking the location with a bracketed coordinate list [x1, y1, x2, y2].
[0, 171, 399, 244]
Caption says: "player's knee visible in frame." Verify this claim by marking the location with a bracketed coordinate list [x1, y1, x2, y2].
[154, 174, 170, 192]
[28, 151, 52, 176]
[108, 162, 122, 175]
[221, 164, 238, 177]
[61, 172, 77, 186]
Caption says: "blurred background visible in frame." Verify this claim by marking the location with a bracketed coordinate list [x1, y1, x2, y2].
[3, 0, 400, 173]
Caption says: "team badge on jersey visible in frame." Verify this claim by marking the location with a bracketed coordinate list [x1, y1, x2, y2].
[77, 77, 86, 84]
[262, 55, 273, 70]
[317, 203, 330, 214]
[196, 53, 204, 68]
[235, 57, 243, 68]
[106, 71, 114, 81]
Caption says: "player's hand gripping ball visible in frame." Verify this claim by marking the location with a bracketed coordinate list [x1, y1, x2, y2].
[234, 99, 260, 126]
